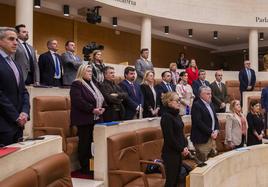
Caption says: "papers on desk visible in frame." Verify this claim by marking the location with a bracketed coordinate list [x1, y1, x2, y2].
[235, 147, 250, 152]
[96, 121, 120, 126]
[0, 147, 20, 158]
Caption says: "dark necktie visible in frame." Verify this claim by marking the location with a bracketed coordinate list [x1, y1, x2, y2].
[218, 82, 222, 91]
[53, 53, 61, 77]
[130, 83, 137, 96]
[22, 42, 34, 74]
[166, 83, 172, 92]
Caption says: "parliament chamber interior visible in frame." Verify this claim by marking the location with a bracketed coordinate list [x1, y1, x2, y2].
[0, 0, 268, 187]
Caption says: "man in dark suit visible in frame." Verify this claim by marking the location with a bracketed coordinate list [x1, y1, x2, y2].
[119, 67, 144, 120]
[190, 86, 219, 161]
[155, 71, 176, 115]
[261, 86, 268, 136]
[210, 70, 229, 113]
[135, 48, 154, 84]
[192, 69, 210, 99]
[239, 60, 256, 106]
[14, 24, 40, 85]
[100, 66, 128, 122]
[61, 40, 82, 86]
[176, 52, 189, 69]
[0, 27, 30, 145]
[38, 39, 63, 86]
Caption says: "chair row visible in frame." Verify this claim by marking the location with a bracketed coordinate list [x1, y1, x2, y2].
[107, 116, 231, 187]
[33, 96, 78, 160]
[107, 127, 166, 187]
[0, 153, 72, 187]
[226, 80, 268, 100]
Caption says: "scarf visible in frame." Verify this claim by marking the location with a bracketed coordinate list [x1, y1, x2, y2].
[81, 80, 105, 120]
[91, 61, 105, 83]
[236, 112, 247, 135]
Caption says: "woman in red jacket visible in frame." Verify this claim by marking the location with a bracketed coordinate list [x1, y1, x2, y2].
[186, 59, 199, 86]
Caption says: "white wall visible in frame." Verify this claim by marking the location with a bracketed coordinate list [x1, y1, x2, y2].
[97, 0, 268, 27]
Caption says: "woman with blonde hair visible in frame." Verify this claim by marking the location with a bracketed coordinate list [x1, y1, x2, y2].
[70, 64, 106, 174]
[140, 70, 160, 117]
[225, 100, 248, 149]
[161, 92, 189, 187]
[169, 62, 179, 85]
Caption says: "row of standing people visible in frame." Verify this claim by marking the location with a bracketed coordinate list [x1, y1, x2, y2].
[160, 87, 266, 187]
[13, 24, 104, 87]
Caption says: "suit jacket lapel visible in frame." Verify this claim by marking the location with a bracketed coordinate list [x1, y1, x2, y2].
[0, 55, 20, 89]
[161, 82, 168, 92]
[18, 42, 29, 63]
[48, 52, 56, 71]
[198, 99, 212, 120]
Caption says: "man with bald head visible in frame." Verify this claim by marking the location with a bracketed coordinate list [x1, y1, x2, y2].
[190, 86, 219, 161]
[239, 60, 256, 105]
[210, 70, 229, 113]
[38, 39, 63, 86]
[0, 27, 30, 145]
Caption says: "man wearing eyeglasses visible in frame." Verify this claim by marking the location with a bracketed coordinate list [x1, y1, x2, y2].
[0, 27, 30, 145]
[210, 70, 229, 113]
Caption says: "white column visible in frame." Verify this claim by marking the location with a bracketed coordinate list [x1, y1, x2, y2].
[249, 29, 258, 72]
[141, 17, 151, 60]
[16, 0, 33, 45]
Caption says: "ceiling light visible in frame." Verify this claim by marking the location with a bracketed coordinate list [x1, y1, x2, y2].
[34, 0, 41, 8]
[63, 5, 70, 17]
[260, 32, 264, 41]
[213, 31, 218, 40]
[188, 29, 193, 37]
[164, 26, 169, 34]
[112, 17, 117, 27]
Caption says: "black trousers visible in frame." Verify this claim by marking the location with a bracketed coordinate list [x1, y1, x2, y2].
[77, 125, 94, 172]
[162, 153, 182, 187]
[0, 127, 23, 146]
[25, 72, 34, 85]
[52, 78, 62, 87]
[235, 134, 246, 148]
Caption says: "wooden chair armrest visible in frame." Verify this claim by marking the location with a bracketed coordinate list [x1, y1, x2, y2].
[109, 170, 149, 187]
[140, 160, 166, 178]
[33, 127, 65, 136]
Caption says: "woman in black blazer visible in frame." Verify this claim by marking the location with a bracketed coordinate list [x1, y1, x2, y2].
[70, 64, 106, 174]
[247, 100, 265, 146]
[160, 92, 189, 187]
[140, 70, 160, 118]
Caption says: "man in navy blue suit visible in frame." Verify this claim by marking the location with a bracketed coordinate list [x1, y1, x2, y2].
[38, 39, 63, 86]
[239, 60, 256, 106]
[192, 69, 210, 99]
[119, 67, 144, 120]
[261, 86, 268, 135]
[155, 71, 176, 115]
[0, 27, 30, 145]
